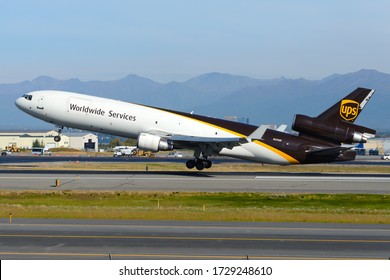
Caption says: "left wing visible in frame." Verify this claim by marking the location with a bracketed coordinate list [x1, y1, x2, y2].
[173, 134, 245, 150]
[146, 129, 246, 156]
[170, 135, 243, 143]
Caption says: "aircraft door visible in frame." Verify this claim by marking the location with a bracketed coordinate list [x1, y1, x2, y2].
[37, 96, 44, 110]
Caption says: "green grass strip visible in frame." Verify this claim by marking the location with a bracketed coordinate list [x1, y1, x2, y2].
[2, 191, 390, 224]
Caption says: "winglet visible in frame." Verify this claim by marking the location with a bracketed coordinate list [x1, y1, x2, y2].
[248, 125, 272, 140]
[277, 124, 288, 132]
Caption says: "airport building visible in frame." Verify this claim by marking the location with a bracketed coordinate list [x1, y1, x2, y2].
[0, 130, 98, 151]
[362, 138, 390, 155]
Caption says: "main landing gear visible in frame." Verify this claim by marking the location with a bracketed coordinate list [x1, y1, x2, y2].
[186, 158, 213, 171]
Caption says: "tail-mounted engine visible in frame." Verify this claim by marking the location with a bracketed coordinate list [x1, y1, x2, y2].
[292, 114, 376, 144]
[137, 133, 174, 152]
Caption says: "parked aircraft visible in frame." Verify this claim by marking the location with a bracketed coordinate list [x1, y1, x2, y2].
[15, 88, 375, 170]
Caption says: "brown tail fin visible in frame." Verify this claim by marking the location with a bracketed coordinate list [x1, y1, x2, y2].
[317, 87, 375, 123]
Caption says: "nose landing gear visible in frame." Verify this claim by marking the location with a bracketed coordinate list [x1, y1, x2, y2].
[54, 126, 63, 142]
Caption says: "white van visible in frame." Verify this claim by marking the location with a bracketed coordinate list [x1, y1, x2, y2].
[32, 147, 52, 156]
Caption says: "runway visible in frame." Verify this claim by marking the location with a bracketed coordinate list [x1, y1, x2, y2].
[1, 154, 390, 165]
[0, 170, 390, 193]
[1, 160, 389, 260]
[1, 219, 390, 260]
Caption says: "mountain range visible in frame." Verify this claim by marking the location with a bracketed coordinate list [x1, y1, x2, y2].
[1, 69, 389, 131]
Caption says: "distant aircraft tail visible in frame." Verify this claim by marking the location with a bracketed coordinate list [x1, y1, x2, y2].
[317, 87, 375, 123]
[292, 87, 376, 144]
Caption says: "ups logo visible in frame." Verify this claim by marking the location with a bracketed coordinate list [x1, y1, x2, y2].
[340, 99, 359, 121]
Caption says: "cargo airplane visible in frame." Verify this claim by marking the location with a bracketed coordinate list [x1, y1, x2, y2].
[15, 88, 375, 170]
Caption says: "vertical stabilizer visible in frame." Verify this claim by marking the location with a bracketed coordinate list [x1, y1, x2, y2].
[317, 87, 375, 123]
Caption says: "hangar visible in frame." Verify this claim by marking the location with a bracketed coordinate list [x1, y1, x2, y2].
[0, 130, 98, 151]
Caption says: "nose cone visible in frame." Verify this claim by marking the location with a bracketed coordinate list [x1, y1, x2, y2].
[15, 96, 29, 113]
[15, 97, 24, 109]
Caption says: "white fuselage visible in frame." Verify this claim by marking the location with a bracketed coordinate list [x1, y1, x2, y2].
[15, 90, 295, 165]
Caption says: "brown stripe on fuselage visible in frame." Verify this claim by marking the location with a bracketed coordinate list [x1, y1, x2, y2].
[141, 104, 258, 136]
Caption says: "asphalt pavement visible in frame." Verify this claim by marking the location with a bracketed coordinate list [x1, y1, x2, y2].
[1, 219, 390, 260]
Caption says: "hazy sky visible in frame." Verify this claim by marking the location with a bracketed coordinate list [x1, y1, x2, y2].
[1, 0, 390, 83]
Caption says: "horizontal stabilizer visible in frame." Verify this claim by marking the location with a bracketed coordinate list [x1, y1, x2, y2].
[306, 146, 352, 156]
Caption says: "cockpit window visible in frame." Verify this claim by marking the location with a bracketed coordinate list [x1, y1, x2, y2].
[22, 94, 33, 101]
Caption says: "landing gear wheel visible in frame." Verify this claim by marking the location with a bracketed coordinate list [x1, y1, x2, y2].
[186, 159, 196, 169]
[54, 135, 61, 142]
[195, 160, 205, 171]
[204, 160, 212, 169]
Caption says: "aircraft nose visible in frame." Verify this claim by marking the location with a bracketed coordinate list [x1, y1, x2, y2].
[15, 97, 24, 109]
[15, 96, 29, 112]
